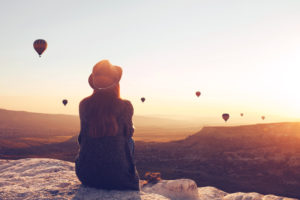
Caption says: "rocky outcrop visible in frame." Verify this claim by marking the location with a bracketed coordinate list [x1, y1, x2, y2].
[143, 179, 199, 200]
[0, 158, 297, 200]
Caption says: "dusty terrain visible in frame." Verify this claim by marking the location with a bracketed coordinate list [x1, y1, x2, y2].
[0, 109, 300, 198]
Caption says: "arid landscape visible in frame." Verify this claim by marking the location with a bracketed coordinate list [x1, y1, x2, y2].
[2, 1, 300, 199]
[0, 109, 300, 198]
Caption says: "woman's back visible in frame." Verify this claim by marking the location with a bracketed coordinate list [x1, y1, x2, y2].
[75, 60, 139, 190]
[75, 135, 139, 190]
[79, 95, 134, 138]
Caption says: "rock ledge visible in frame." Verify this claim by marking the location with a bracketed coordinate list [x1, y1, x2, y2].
[0, 158, 297, 200]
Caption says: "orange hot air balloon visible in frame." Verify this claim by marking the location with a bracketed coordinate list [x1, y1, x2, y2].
[222, 113, 230, 122]
[195, 91, 201, 97]
[33, 39, 47, 57]
[62, 99, 68, 106]
[240, 113, 244, 117]
[261, 116, 265, 120]
[141, 97, 145, 103]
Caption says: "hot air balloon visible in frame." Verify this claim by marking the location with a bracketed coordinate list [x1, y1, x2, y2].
[195, 91, 201, 97]
[141, 97, 145, 103]
[33, 39, 47, 57]
[222, 113, 230, 122]
[240, 113, 244, 117]
[62, 99, 68, 106]
[261, 116, 265, 120]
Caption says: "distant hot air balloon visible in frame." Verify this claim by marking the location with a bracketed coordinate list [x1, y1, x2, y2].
[195, 91, 201, 97]
[222, 113, 230, 122]
[33, 39, 47, 57]
[62, 99, 68, 106]
[141, 97, 145, 103]
[240, 113, 244, 117]
[261, 116, 265, 120]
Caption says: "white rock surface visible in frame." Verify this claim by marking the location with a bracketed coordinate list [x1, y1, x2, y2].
[198, 186, 227, 200]
[0, 158, 297, 200]
[143, 179, 199, 200]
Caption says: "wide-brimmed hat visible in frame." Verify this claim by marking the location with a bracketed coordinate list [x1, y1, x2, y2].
[88, 60, 122, 90]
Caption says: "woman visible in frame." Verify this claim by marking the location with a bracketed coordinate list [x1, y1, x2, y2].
[75, 60, 139, 190]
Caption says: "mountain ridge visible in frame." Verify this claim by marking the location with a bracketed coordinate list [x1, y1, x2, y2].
[0, 108, 200, 142]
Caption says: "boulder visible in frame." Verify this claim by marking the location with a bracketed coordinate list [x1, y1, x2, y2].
[142, 179, 199, 200]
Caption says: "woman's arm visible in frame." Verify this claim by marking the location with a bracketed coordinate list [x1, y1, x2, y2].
[122, 100, 134, 138]
[78, 100, 87, 145]
[78, 121, 83, 145]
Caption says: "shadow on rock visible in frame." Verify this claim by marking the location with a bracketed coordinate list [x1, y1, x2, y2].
[72, 185, 142, 200]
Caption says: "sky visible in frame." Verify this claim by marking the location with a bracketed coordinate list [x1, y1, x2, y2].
[0, 0, 300, 124]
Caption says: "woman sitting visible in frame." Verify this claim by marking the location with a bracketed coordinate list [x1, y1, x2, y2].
[75, 60, 139, 190]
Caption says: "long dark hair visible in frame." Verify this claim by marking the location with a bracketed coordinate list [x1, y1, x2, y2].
[83, 84, 120, 137]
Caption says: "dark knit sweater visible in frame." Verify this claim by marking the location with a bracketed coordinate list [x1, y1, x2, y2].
[75, 98, 139, 190]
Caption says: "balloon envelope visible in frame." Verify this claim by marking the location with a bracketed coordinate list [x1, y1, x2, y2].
[240, 113, 244, 117]
[195, 91, 201, 97]
[222, 113, 230, 122]
[62, 99, 68, 106]
[261, 116, 265, 120]
[141, 97, 145, 103]
[33, 39, 47, 57]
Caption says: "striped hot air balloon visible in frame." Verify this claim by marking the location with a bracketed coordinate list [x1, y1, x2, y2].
[33, 39, 47, 57]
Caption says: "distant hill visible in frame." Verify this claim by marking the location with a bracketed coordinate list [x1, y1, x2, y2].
[0, 108, 200, 143]
[191, 123, 300, 138]
[135, 123, 300, 198]
[0, 108, 79, 132]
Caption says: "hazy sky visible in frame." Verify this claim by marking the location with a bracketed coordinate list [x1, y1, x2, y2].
[1, 0, 300, 124]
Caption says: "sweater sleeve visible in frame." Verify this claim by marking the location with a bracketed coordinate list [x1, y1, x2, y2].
[78, 99, 87, 145]
[121, 100, 134, 138]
